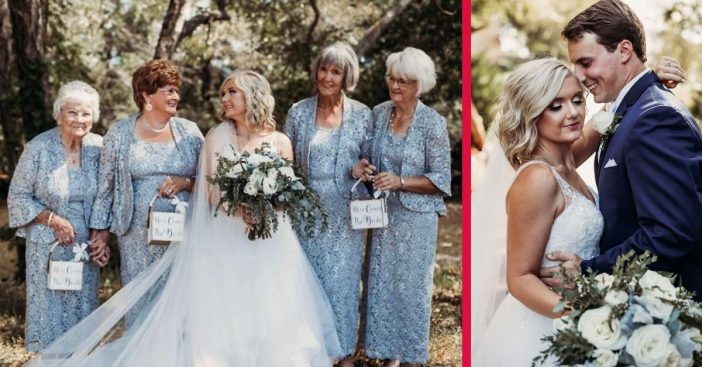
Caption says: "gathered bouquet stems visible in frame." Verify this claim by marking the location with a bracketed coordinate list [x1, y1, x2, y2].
[208, 142, 328, 241]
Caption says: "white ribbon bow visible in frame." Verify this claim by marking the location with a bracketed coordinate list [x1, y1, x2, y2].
[170, 196, 189, 214]
[72, 242, 90, 262]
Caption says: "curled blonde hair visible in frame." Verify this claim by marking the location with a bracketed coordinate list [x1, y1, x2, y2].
[220, 70, 276, 132]
[496, 57, 578, 168]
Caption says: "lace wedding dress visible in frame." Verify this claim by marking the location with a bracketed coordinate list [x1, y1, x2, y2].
[27, 121, 342, 366]
[473, 160, 603, 367]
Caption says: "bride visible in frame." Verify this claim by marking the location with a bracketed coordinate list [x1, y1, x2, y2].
[473, 57, 604, 366]
[27, 70, 342, 366]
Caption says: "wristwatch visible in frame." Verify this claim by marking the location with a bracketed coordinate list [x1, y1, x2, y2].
[399, 176, 406, 190]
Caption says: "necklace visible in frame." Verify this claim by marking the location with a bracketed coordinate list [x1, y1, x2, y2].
[142, 118, 170, 133]
[388, 104, 415, 132]
[63, 146, 80, 165]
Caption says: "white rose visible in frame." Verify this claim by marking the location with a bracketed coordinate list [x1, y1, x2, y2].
[226, 163, 244, 178]
[249, 169, 266, 188]
[591, 348, 618, 367]
[266, 168, 278, 180]
[262, 177, 278, 195]
[635, 295, 674, 322]
[595, 273, 615, 290]
[662, 343, 681, 367]
[247, 154, 273, 166]
[278, 166, 296, 179]
[604, 290, 629, 306]
[577, 305, 627, 350]
[591, 111, 616, 134]
[243, 181, 258, 196]
[625, 324, 671, 367]
[639, 270, 677, 299]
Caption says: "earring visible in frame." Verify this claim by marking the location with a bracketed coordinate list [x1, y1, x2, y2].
[145, 102, 153, 111]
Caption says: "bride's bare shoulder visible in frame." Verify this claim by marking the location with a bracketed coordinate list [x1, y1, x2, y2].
[507, 163, 559, 207]
[273, 131, 294, 161]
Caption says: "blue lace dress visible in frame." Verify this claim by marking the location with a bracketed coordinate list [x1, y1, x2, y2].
[24, 168, 100, 352]
[119, 139, 193, 286]
[303, 125, 366, 356]
[365, 131, 439, 364]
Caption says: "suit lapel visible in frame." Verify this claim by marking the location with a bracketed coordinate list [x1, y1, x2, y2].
[595, 70, 658, 180]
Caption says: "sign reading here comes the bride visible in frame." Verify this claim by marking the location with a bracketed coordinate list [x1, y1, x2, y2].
[148, 212, 185, 245]
[350, 199, 388, 229]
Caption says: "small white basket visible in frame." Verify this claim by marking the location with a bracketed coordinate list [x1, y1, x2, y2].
[349, 179, 388, 229]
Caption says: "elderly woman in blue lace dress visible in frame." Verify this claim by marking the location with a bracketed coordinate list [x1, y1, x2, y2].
[89, 60, 203, 311]
[355, 47, 451, 367]
[8, 81, 107, 352]
[284, 42, 372, 367]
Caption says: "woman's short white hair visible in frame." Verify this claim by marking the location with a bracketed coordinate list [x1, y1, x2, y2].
[385, 47, 436, 95]
[311, 42, 360, 92]
[52, 80, 101, 122]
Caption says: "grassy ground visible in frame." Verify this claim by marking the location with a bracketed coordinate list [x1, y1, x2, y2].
[0, 201, 462, 367]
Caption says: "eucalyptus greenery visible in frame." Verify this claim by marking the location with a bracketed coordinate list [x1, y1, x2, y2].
[207, 142, 328, 241]
[534, 251, 702, 367]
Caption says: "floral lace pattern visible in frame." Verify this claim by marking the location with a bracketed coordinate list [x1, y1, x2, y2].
[299, 126, 366, 356]
[364, 130, 440, 364]
[515, 161, 603, 267]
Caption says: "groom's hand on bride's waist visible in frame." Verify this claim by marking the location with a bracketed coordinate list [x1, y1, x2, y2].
[539, 251, 583, 289]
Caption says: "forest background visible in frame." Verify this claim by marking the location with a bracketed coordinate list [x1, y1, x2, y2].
[0, 0, 462, 366]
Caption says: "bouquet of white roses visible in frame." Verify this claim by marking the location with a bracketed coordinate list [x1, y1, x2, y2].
[208, 142, 328, 241]
[535, 251, 702, 367]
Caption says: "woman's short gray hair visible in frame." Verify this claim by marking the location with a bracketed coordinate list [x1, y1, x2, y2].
[385, 47, 436, 95]
[52, 80, 101, 122]
[311, 42, 360, 92]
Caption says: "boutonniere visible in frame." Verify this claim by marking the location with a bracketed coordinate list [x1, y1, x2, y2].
[591, 111, 623, 150]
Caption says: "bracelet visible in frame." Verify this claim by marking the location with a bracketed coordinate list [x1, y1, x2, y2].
[47, 212, 55, 227]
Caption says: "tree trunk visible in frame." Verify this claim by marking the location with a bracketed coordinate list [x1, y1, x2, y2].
[354, 0, 413, 57]
[8, 0, 52, 140]
[154, 0, 187, 59]
[0, 0, 21, 180]
[154, 0, 230, 60]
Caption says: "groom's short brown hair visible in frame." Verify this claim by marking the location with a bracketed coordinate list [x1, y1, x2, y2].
[562, 0, 647, 62]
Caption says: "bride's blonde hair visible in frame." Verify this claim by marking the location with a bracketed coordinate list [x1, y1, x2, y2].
[220, 70, 276, 133]
[496, 57, 579, 168]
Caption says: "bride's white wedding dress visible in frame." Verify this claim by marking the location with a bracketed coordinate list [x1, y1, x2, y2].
[28, 121, 342, 366]
[473, 160, 603, 367]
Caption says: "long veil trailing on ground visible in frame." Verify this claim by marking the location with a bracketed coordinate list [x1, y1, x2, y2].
[470, 124, 515, 353]
[28, 121, 341, 366]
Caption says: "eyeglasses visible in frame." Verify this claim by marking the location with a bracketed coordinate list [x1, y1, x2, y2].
[385, 75, 415, 87]
[158, 87, 180, 97]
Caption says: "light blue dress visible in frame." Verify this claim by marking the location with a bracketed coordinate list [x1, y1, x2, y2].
[7, 128, 102, 352]
[90, 115, 203, 321]
[284, 95, 372, 356]
[364, 101, 451, 364]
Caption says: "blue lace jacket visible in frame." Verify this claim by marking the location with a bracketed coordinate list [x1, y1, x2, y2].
[89, 114, 203, 236]
[369, 100, 451, 216]
[284, 95, 373, 199]
[8, 128, 103, 244]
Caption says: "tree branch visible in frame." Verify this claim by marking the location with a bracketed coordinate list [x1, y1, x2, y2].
[354, 0, 412, 58]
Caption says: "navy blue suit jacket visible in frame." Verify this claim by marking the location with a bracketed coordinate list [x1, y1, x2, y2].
[581, 70, 702, 300]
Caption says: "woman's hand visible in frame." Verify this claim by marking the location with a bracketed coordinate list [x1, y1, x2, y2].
[373, 171, 402, 191]
[653, 56, 686, 89]
[89, 229, 110, 267]
[352, 159, 376, 182]
[158, 176, 192, 198]
[51, 215, 76, 245]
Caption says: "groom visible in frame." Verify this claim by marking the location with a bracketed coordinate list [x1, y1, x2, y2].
[541, 0, 702, 300]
